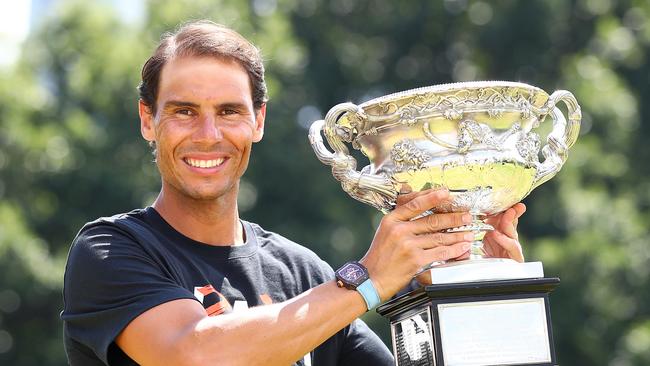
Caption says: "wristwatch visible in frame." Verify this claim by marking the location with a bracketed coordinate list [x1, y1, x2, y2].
[335, 261, 381, 310]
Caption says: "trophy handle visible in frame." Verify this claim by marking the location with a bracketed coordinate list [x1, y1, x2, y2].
[308, 103, 397, 213]
[530, 90, 581, 191]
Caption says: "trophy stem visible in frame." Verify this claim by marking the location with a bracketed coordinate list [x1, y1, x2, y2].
[446, 212, 494, 260]
[469, 223, 489, 260]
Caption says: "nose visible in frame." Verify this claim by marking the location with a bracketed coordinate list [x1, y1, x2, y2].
[192, 115, 223, 143]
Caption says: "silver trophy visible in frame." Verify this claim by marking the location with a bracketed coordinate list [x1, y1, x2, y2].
[309, 81, 580, 283]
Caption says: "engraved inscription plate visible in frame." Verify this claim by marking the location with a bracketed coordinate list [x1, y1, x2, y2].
[438, 298, 551, 365]
[391, 308, 436, 366]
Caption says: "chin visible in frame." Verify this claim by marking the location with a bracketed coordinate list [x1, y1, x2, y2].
[165, 178, 236, 202]
[183, 185, 234, 201]
[183, 191, 227, 201]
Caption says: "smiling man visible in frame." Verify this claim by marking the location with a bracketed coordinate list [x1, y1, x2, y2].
[61, 21, 526, 366]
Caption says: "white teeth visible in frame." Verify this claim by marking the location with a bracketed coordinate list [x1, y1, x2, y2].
[185, 158, 225, 168]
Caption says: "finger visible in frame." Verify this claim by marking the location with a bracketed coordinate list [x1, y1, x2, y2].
[512, 203, 526, 218]
[494, 208, 518, 239]
[391, 188, 449, 222]
[423, 242, 472, 263]
[485, 211, 502, 228]
[411, 212, 472, 234]
[486, 203, 526, 227]
[510, 203, 526, 232]
[399, 183, 413, 194]
[452, 250, 471, 261]
[482, 241, 496, 257]
[487, 230, 524, 262]
[416, 247, 470, 285]
[410, 232, 474, 249]
[396, 189, 428, 206]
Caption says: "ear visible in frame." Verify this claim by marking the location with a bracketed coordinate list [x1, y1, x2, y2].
[139, 100, 156, 142]
[252, 103, 266, 143]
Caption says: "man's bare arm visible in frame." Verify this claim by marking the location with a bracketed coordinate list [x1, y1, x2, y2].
[115, 189, 474, 365]
[116, 281, 372, 365]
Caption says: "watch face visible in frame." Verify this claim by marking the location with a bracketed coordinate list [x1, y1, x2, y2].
[338, 262, 368, 287]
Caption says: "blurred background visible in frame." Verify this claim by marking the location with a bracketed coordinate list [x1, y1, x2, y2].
[0, 0, 649, 364]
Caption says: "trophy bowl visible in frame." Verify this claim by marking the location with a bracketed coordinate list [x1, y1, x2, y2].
[309, 81, 581, 265]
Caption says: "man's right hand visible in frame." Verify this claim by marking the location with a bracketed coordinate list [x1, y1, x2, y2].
[359, 188, 473, 301]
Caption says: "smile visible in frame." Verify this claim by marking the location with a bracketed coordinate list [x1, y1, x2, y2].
[184, 158, 225, 168]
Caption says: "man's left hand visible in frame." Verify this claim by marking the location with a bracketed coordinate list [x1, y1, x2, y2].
[482, 203, 526, 262]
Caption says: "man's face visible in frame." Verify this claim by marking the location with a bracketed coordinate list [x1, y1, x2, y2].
[139, 56, 265, 201]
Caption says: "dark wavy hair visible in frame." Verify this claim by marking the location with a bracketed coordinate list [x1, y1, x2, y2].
[138, 20, 268, 114]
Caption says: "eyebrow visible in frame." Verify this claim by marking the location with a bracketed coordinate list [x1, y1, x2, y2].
[218, 102, 249, 110]
[162, 100, 200, 110]
[162, 100, 249, 110]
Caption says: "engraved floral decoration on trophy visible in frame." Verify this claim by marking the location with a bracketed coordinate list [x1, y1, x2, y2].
[516, 132, 541, 164]
[435, 187, 500, 218]
[390, 140, 431, 173]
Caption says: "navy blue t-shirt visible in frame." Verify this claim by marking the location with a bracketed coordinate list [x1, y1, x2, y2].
[61, 207, 394, 365]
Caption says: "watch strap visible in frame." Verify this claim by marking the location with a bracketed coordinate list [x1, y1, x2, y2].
[356, 278, 381, 310]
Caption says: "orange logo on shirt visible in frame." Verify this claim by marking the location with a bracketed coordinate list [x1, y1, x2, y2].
[194, 286, 274, 315]
[259, 294, 273, 305]
[194, 285, 232, 316]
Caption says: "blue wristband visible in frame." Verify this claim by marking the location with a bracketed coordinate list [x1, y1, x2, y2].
[356, 279, 381, 310]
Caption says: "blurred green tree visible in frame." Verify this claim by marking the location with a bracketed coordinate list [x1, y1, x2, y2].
[0, 2, 151, 364]
[0, 0, 648, 365]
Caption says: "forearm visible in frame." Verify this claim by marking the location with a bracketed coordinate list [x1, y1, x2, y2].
[120, 189, 474, 366]
[177, 280, 367, 366]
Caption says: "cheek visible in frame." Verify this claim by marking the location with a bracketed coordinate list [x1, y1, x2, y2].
[154, 132, 172, 158]
[225, 127, 256, 149]
[155, 123, 186, 153]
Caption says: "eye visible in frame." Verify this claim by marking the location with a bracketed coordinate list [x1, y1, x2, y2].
[221, 108, 240, 115]
[176, 108, 195, 116]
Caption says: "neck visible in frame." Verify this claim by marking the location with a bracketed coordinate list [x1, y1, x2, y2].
[152, 184, 244, 246]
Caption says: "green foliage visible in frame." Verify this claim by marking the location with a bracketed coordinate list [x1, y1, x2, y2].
[0, 0, 649, 364]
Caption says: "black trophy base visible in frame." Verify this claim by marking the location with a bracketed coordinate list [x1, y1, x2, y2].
[377, 277, 560, 366]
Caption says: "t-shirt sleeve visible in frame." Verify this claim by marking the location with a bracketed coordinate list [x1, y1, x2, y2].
[61, 223, 197, 365]
[338, 318, 395, 366]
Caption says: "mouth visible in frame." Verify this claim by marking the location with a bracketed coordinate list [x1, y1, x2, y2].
[183, 157, 226, 169]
